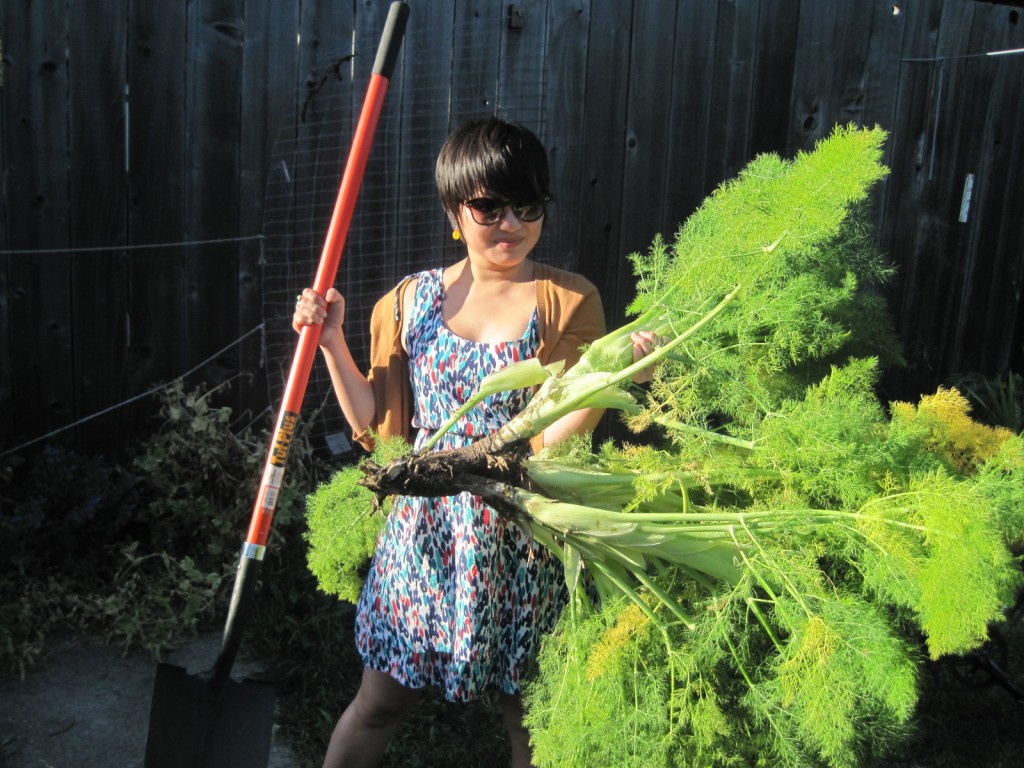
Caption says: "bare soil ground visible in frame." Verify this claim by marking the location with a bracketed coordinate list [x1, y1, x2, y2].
[0, 634, 297, 768]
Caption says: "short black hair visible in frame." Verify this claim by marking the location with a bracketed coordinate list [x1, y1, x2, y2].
[435, 117, 550, 224]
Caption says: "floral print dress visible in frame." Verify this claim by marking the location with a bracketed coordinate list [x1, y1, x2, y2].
[354, 268, 567, 701]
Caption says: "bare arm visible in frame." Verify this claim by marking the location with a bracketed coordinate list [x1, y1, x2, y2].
[293, 287, 376, 437]
[541, 408, 603, 446]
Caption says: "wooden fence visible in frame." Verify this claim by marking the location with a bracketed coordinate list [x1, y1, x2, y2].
[2, 0, 1023, 457]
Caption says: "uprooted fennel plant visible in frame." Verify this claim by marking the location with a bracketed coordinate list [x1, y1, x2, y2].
[304, 125, 1024, 767]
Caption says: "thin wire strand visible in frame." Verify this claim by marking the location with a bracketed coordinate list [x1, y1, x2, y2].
[902, 47, 1024, 63]
[0, 234, 263, 256]
[0, 323, 265, 459]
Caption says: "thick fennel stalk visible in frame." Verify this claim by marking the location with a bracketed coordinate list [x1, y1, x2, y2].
[419, 283, 743, 453]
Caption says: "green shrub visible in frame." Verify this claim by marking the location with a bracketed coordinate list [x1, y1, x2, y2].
[0, 379, 320, 672]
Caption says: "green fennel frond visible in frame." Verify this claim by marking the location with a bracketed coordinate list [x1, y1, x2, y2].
[304, 435, 410, 603]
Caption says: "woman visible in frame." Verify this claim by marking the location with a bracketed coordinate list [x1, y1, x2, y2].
[294, 116, 654, 768]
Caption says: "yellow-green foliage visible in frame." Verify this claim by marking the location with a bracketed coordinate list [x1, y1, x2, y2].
[314, 387, 1023, 768]
[974, 434, 1024, 548]
[750, 595, 918, 768]
[584, 602, 651, 680]
[908, 474, 1017, 656]
[304, 436, 411, 603]
[518, 127, 1024, 768]
[525, 362, 1023, 767]
[526, 600, 675, 768]
[890, 387, 1014, 474]
[627, 125, 898, 435]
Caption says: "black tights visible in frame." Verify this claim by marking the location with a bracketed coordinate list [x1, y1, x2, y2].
[321, 668, 534, 768]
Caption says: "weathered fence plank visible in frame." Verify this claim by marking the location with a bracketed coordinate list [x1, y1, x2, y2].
[862, 0, 909, 144]
[663, 1, 721, 234]
[942, 3, 1000, 376]
[498, 0, 547, 128]
[955, 7, 1024, 374]
[183, 0, 245, 394]
[393, 0, 457, 282]
[451, 0, 504, 124]
[619, 2, 680, 319]
[704, 0, 760, 187]
[2, 0, 75, 445]
[539, 1, 585, 270]
[123, 0, 189, 433]
[238, 0, 302, 423]
[861, 0, 908, 254]
[985, 63, 1024, 373]
[345, 0, 401, 312]
[67, 0, 130, 450]
[573, 0, 631, 319]
[789, 0, 833, 152]
[498, 0, 551, 259]
[829, 0, 877, 131]
[878, 0, 947, 391]
[747, 0, 800, 160]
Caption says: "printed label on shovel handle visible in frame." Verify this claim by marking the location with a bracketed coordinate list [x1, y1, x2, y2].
[246, 411, 299, 551]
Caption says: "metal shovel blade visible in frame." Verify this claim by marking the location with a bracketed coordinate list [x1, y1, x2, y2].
[144, 662, 276, 768]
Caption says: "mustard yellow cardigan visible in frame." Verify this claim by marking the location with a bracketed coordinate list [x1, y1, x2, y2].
[352, 261, 606, 454]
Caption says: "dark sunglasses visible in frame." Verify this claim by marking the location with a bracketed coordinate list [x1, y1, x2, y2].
[463, 196, 548, 225]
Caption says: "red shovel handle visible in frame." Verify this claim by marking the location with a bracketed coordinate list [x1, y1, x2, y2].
[246, 1, 409, 553]
[211, 1, 408, 686]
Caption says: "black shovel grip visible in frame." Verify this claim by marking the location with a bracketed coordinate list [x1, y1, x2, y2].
[373, 2, 410, 79]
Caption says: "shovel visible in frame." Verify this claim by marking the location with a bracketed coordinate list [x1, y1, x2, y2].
[143, 5, 409, 766]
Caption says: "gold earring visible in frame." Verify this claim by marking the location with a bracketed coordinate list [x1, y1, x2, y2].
[452, 228, 461, 241]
